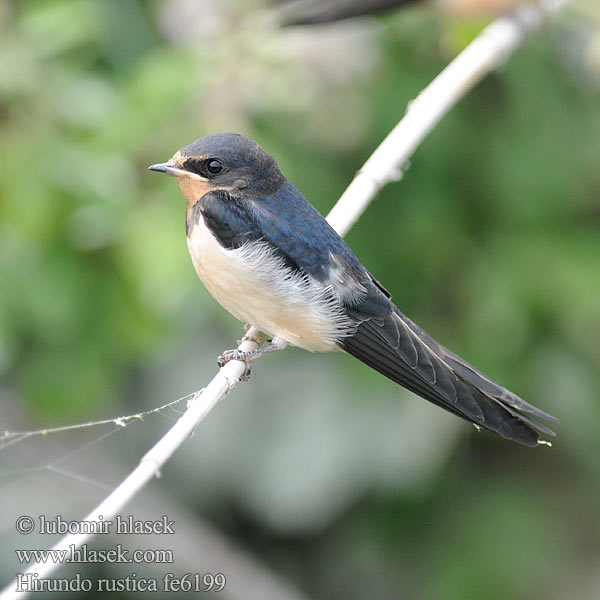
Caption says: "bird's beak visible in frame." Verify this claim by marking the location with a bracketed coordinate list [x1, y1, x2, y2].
[148, 161, 184, 176]
[148, 161, 208, 181]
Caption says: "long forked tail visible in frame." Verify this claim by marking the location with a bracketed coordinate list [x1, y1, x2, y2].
[339, 307, 558, 447]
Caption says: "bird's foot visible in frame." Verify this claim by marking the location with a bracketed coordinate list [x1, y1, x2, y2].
[217, 349, 254, 381]
[217, 337, 288, 382]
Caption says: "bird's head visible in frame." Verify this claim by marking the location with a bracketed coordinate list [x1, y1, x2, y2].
[148, 133, 286, 204]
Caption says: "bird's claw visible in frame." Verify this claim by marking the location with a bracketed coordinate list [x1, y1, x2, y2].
[217, 350, 253, 381]
[217, 337, 287, 382]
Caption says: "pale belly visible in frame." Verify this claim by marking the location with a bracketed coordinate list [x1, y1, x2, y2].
[186, 217, 353, 352]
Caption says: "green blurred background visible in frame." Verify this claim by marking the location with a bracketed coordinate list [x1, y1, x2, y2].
[1, 0, 599, 598]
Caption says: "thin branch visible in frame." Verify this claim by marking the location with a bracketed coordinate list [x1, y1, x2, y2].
[326, 0, 568, 236]
[0, 1, 568, 597]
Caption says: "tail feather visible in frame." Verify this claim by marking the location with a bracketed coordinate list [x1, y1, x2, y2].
[398, 312, 559, 424]
[339, 307, 557, 447]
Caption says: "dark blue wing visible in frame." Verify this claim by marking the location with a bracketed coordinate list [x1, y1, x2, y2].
[246, 181, 366, 281]
[194, 183, 369, 284]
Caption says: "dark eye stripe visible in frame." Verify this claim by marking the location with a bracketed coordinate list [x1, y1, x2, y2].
[183, 157, 223, 177]
[183, 158, 204, 174]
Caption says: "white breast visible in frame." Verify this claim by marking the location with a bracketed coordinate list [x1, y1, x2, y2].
[186, 217, 354, 352]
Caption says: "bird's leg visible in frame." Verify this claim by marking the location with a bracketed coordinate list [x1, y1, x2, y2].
[217, 337, 288, 381]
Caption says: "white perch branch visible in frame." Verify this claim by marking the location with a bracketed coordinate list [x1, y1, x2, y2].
[326, 0, 568, 236]
[0, 1, 568, 597]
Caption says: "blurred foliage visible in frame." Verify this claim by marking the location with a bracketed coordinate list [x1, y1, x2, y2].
[1, 0, 600, 599]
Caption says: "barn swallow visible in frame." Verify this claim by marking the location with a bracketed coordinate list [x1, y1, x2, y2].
[149, 133, 557, 447]
[277, 0, 527, 25]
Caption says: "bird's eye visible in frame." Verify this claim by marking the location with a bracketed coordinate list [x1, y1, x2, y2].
[207, 159, 223, 175]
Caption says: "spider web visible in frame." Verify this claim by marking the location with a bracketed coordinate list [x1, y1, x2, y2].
[0, 391, 199, 491]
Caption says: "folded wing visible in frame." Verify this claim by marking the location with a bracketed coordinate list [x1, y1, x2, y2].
[338, 281, 558, 447]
